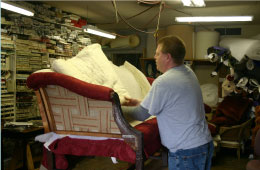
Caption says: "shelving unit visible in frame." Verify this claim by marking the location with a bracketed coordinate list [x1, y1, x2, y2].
[1, 2, 92, 122]
[1, 33, 16, 122]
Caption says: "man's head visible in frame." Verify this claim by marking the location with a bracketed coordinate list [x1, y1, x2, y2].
[154, 35, 186, 73]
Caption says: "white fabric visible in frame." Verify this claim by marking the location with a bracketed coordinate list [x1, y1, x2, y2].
[112, 63, 143, 100]
[220, 38, 260, 61]
[34, 69, 54, 73]
[35, 132, 124, 151]
[201, 84, 218, 107]
[123, 61, 151, 99]
[111, 157, 118, 164]
[52, 44, 130, 103]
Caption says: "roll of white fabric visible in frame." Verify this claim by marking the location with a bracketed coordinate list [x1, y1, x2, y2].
[195, 31, 220, 59]
[220, 38, 260, 61]
[110, 34, 140, 48]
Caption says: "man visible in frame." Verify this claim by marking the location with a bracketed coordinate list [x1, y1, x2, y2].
[123, 35, 213, 170]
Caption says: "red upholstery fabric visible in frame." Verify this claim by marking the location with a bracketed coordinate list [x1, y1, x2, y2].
[146, 77, 155, 85]
[211, 96, 251, 126]
[246, 160, 260, 170]
[27, 72, 113, 101]
[216, 96, 250, 122]
[204, 103, 212, 113]
[41, 118, 161, 169]
[207, 122, 218, 136]
[47, 138, 136, 169]
[134, 118, 161, 157]
[210, 116, 237, 126]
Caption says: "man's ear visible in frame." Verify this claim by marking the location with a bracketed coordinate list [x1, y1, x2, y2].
[166, 53, 172, 61]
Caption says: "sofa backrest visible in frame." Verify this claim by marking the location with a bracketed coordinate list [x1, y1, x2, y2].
[45, 85, 121, 134]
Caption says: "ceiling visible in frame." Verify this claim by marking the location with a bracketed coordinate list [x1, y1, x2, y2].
[43, 1, 260, 32]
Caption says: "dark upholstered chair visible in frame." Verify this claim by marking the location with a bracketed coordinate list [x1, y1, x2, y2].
[246, 129, 260, 170]
[219, 118, 253, 159]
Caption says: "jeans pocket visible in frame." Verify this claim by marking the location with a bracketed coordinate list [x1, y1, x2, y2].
[168, 156, 181, 170]
[182, 152, 207, 170]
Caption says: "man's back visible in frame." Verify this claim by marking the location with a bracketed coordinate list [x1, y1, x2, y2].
[141, 64, 212, 152]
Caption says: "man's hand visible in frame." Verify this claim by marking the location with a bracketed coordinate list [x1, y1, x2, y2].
[122, 96, 141, 106]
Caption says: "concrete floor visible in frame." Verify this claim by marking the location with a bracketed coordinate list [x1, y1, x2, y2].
[71, 147, 250, 170]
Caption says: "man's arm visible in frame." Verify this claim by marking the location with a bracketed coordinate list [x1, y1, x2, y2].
[122, 97, 150, 121]
[122, 96, 141, 106]
[130, 105, 151, 121]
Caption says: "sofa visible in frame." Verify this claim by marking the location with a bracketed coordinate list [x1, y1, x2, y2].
[27, 44, 164, 170]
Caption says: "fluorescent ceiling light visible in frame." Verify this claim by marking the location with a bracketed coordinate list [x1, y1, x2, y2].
[176, 16, 253, 22]
[182, 0, 192, 6]
[1, 2, 34, 16]
[84, 26, 116, 39]
[181, 0, 205, 7]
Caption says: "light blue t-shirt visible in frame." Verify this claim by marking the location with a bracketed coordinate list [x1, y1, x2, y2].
[141, 64, 212, 152]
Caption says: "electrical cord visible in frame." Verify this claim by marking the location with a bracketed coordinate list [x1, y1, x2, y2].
[99, 2, 155, 25]
[112, 0, 119, 23]
[111, 0, 164, 34]
[137, 0, 161, 5]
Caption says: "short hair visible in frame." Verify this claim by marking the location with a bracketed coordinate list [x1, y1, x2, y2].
[158, 35, 186, 65]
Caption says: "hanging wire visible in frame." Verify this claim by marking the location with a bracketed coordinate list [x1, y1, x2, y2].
[137, 0, 161, 5]
[154, 1, 164, 37]
[112, 0, 119, 23]
[126, 5, 155, 21]
[142, 11, 160, 28]
[111, 0, 164, 34]
[99, 4, 155, 25]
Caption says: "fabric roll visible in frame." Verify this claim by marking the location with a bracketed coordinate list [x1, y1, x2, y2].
[195, 31, 220, 59]
[220, 38, 260, 61]
[110, 34, 140, 48]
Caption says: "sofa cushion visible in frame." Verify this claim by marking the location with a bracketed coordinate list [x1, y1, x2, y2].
[52, 44, 130, 103]
[123, 61, 151, 99]
[112, 64, 143, 100]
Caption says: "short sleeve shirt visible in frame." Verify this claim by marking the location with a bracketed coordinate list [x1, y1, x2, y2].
[141, 65, 212, 152]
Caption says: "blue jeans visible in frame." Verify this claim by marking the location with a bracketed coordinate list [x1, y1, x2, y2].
[168, 141, 214, 170]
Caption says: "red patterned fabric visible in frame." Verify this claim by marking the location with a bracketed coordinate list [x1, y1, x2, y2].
[41, 118, 161, 169]
[27, 72, 113, 101]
